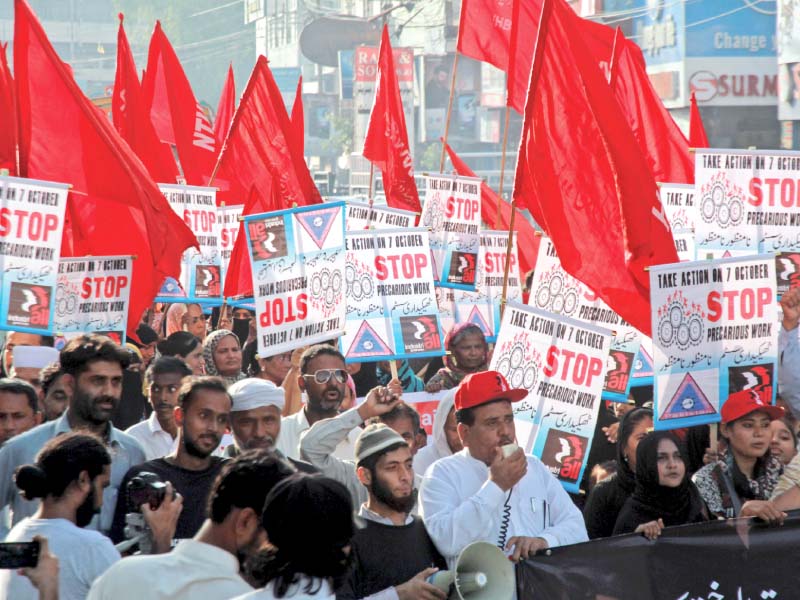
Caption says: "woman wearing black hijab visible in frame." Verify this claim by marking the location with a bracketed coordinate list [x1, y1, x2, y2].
[583, 408, 653, 538]
[613, 431, 708, 539]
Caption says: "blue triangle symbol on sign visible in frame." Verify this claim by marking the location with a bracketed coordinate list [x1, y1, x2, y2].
[633, 346, 654, 378]
[661, 372, 716, 420]
[466, 305, 491, 337]
[347, 321, 393, 359]
[295, 206, 341, 249]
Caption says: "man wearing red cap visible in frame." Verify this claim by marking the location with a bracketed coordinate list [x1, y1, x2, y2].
[419, 370, 587, 568]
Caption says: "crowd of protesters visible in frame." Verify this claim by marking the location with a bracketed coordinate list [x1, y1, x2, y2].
[0, 293, 799, 600]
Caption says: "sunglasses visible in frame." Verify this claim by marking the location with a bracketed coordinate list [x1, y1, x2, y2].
[302, 368, 348, 384]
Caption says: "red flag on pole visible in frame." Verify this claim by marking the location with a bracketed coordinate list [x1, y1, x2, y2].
[14, 0, 197, 337]
[290, 75, 304, 158]
[212, 56, 320, 208]
[0, 42, 17, 174]
[142, 22, 216, 185]
[689, 91, 710, 148]
[213, 58, 321, 298]
[456, 0, 513, 71]
[513, 0, 677, 335]
[112, 14, 178, 184]
[214, 63, 236, 151]
[443, 141, 538, 276]
[610, 33, 693, 184]
[363, 25, 420, 213]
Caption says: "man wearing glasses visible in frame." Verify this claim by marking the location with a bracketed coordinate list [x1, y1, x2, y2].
[276, 345, 362, 461]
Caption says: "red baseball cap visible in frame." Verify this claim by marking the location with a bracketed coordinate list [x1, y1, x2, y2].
[454, 371, 528, 411]
[721, 389, 783, 424]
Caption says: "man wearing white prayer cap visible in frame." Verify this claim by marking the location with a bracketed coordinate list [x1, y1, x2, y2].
[226, 378, 316, 473]
[10, 346, 61, 395]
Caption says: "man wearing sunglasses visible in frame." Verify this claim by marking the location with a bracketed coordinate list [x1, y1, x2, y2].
[276, 345, 362, 461]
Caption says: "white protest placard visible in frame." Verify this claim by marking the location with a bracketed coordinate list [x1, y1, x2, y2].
[341, 228, 444, 361]
[453, 231, 521, 342]
[0, 175, 69, 334]
[435, 287, 456, 336]
[345, 200, 417, 231]
[673, 228, 697, 262]
[245, 202, 346, 356]
[650, 255, 778, 430]
[420, 173, 482, 290]
[695, 149, 800, 257]
[491, 301, 611, 494]
[54, 256, 132, 341]
[659, 182, 697, 231]
[528, 237, 642, 400]
[157, 184, 222, 303]
[218, 203, 243, 285]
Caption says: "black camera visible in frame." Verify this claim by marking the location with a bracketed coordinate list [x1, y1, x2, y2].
[126, 471, 169, 512]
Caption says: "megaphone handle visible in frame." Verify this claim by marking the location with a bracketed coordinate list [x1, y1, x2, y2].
[497, 488, 512, 550]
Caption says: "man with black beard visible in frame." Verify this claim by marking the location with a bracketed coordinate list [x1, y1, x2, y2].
[277, 345, 361, 461]
[0, 433, 180, 599]
[336, 425, 447, 600]
[111, 377, 231, 544]
[89, 450, 295, 600]
[0, 334, 146, 535]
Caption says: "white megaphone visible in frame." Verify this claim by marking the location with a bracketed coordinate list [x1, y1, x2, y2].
[427, 541, 515, 600]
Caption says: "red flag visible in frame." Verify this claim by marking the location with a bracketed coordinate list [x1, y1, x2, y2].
[689, 91, 710, 148]
[112, 14, 178, 184]
[290, 75, 304, 158]
[14, 0, 197, 337]
[214, 63, 236, 150]
[142, 22, 216, 185]
[457, 0, 513, 71]
[214, 58, 321, 298]
[0, 42, 17, 174]
[444, 141, 538, 276]
[507, 0, 542, 114]
[610, 33, 693, 184]
[363, 25, 420, 213]
[513, 0, 677, 336]
[212, 56, 320, 208]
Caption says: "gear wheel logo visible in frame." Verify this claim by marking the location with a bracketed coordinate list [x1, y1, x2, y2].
[55, 283, 78, 317]
[534, 268, 580, 316]
[656, 290, 705, 350]
[495, 334, 539, 391]
[699, 173, 744, 229]
[422, 195, 445, 232]
[345, 261, 374, 302]
[309, 267, 343, 313]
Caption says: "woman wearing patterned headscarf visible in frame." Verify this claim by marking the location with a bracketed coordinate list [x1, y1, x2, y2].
[203, 329, 246, 386]
[424, 323, 488, 392]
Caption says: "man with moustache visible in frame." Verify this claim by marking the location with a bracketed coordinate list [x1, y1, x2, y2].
[225, 378, 316, 473]
[0, 334, 146, 535]
[336, 425, 447, 600]
[125, 357, 193, 460]
[110, 377, 231, 544]
[420, 371, 587, 567]
[277, 345, 360, 461]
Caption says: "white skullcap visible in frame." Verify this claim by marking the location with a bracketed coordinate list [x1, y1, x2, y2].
[12, 346, 60, 370]
[227, 378, 285, 412]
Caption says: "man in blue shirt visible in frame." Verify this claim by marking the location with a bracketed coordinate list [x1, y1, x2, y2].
[0, 334, 145, 535]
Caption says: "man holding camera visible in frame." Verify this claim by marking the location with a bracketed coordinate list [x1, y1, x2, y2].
[89, 450, 295, 600]
[0, 335, 146, 535]
[419, 371, 587, 567]
[110, 377, 231, 545]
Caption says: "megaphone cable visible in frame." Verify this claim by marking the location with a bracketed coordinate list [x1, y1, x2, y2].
[497, 488, 512, 549]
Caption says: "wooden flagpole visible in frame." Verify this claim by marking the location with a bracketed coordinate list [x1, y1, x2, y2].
[494, 101, 511, 229]
[499, 202, 517, 320]
[438, 52, 460, 172]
